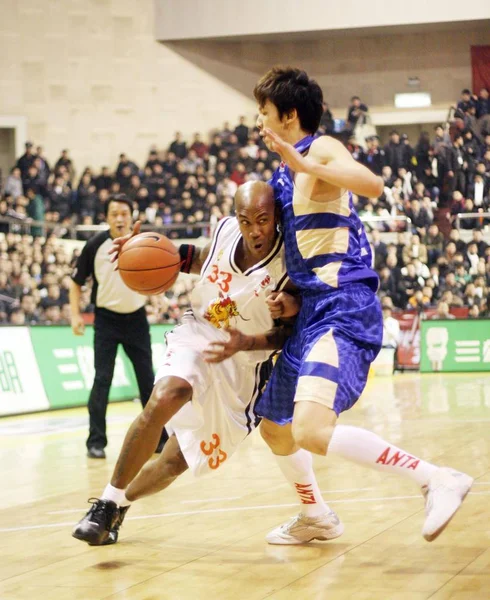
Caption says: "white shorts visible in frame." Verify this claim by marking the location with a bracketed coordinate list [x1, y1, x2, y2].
[155, 320, 270, 477]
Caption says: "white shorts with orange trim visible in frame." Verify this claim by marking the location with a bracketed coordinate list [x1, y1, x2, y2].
[155, 320, 267, 477]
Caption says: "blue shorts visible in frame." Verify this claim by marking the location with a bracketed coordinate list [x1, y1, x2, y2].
[256, 284, 382, 424]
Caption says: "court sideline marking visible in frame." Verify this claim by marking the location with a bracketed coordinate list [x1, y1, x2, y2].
[1, 491, 488, 533]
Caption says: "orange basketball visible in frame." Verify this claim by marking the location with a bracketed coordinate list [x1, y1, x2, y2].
[118, 232, 181, 295]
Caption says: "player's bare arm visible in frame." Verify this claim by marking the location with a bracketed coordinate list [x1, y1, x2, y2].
[202, 323, 293, 363]
[203, 290, 300, 363]
[262, 128, 383, 199]
[186, 242, 211, 275]
[267, 290, 301, 320]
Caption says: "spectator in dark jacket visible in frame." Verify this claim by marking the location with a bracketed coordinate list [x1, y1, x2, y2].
[347, 96, 368, 130]
[116, 154, 139, 180]
[457, 89, 476, 114]
[95, 167, 113, 191]
[370, 229, 388, 270]
[234, 117, 249, 146]
[384, 131, 406, 174]
[406, 199, 432, 235]
[54, 149, 75, 181]
[318, 102, 334, 135]
[458, 199, 479, 230]
[168, 132, 187, 159]
[16, 142, 36, 179]
[423, 224, 445, 265]
[475, 87, 489, 119]
[363, 136, 385, 175]
[445, 135, 466, 195]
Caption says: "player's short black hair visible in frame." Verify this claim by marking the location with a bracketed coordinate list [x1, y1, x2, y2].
[253, 66, 323, 134]
[104, 193, 133, 216]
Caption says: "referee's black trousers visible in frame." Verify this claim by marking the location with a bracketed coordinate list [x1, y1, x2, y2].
[87, 307, 157, 450]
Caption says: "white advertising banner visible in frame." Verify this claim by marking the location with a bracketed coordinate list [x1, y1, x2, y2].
[0, 327, 49, 415]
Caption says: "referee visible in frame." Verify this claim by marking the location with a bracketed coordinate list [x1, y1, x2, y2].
[70, 194, 168, 459]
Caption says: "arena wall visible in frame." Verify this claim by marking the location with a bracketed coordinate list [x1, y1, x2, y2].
[166, 26, 490, 114]
[155, 0, 490, 41]
[1, 0, 489, 172]
[0, 0, 256, 171]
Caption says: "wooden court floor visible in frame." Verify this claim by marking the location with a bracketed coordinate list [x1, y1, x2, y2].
[0, 372, 488, 600]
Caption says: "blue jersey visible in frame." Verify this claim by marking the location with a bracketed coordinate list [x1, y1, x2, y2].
[270, 135, 379, 295]
[257, 134, 383, 423]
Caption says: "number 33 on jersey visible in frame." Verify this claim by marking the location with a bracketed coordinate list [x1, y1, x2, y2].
[190, 217, 288, 335]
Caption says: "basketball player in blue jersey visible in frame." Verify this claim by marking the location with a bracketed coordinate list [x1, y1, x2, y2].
[225, 67, 473, 544]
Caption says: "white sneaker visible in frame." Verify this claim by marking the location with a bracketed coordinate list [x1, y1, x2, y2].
[422, 467, 473, 542]
[266, 510, 344, 545]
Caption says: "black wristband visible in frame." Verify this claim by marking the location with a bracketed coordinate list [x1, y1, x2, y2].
[179, 244, 196, 274]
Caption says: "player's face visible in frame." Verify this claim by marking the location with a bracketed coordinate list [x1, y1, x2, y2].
[237, 196, 277, 261]
[107, 202, 132, 238]
[256, 100, 286, 150]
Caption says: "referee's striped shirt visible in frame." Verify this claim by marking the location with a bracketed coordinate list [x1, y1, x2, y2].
[71, 230, 146, 313]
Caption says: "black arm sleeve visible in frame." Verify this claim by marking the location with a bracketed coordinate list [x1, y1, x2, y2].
[179, 244, 196, 274]
[71, 238, 97, 285]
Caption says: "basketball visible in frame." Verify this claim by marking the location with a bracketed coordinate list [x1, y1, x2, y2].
[118, 232, 181, 295]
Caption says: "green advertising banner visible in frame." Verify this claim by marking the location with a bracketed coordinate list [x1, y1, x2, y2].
[0, 327, 50, 415]
[420, 319, 490, 373]
[29, 324, 174, 409]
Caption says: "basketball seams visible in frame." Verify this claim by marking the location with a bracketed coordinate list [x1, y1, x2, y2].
[118, 261, 181, 272]
[120, 246, 179, 257]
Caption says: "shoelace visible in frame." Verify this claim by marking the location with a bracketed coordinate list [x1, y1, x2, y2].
[280, 514, 305, 532]
[87, 497, 115, 526]
[423, 474, 461, 515]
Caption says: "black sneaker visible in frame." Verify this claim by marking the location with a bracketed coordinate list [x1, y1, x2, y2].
[72, 498, 119, 545]
[100, 505, 131, 545]
[87, 447, 106, 459]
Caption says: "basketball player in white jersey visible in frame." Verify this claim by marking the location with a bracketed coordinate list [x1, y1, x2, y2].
[73, 181, 343, 546]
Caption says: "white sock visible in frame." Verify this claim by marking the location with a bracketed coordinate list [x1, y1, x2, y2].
[274, 449, 329, 517]
[328, 425, 438, 487]
[101, 483, 131, 507]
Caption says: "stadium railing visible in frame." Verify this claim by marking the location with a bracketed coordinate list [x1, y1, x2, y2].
[454, 212, 490, 229]
[0, 214, 413, 239]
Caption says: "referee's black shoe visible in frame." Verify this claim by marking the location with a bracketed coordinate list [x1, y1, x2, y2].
[155, 429, 169, 454]
[72, 498, 119, 545]
[100, 505, 131, 545]
[87, 447, 106, 459]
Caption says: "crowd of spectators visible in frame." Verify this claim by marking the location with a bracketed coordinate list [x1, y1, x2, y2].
[0, 119, 281, 241]
[374, 227, 489, 317]
[0, 231, 195, 326]
[0, 89, 489, 326]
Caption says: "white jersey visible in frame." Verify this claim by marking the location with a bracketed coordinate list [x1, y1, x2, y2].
[156, 217, 288, 477]
[185, 216, 288, 365]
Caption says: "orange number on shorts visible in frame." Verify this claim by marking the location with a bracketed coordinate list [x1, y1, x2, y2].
[200, 433, 220, 455]
[209, 448, 228, 470]
[200, 433, 228, 470]
[207, 265, 233, 293]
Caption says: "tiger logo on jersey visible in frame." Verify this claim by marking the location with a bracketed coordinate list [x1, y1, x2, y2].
[204, 292, 240, 329]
